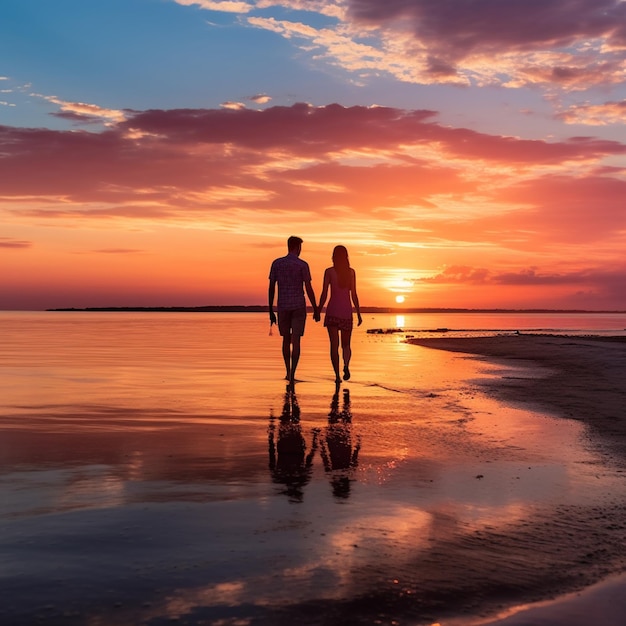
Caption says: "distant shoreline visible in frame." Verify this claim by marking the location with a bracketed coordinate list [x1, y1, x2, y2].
[45, 305, 626, 314]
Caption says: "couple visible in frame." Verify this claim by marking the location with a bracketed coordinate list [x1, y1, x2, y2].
[268, 236, 362, 385]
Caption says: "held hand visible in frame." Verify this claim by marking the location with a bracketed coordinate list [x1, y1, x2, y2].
[269, 311, 277, 325]
[313, 307, 321, 322]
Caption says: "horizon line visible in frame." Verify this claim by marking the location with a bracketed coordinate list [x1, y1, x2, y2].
[42, 305, 626, 314]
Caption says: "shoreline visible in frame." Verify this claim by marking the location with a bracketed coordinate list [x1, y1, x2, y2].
[408, 334, 626, 625]
[408, 334, 626, 466]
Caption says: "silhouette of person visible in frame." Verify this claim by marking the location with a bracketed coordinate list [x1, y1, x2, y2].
[268, 236, 319, 385]
[268, 388, 318, 502]
[319, 388, 361, 499]
[318, 245, 362, 384]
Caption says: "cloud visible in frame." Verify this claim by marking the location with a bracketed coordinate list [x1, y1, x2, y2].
[493, 174, 626, 242]
[557, 100, 626, 125]
[174, 0, 346, 18]
[416, 265, 626, 299]
[507, 58, 626, 90]
[34, 94, 128, 126]
[186, 0, 626, 91]
[249, 94, 272, 104]
[91, 248, 145, 254]
[0, 103, 620, 207]
[348, 0, 626, 55]
[115, 104, 625, 163]
[418, 265, 492, 285]
[0, 237, 32, 249]
[420, 265, 626, 310]
[345, 0, 626, 87]
[1, 103, 625, 254]
[173, 0, 254, 13]
[220, 101, 247, 110]
[259, 0, 346, 19]
[187, 0, 347, 18]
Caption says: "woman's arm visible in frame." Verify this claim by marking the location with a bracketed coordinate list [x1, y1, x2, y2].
[318, 268, 331, 311]
[351, 269, 362, 326]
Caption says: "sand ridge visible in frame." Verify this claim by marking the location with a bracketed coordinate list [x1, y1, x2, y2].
[408, 335, 626, 466]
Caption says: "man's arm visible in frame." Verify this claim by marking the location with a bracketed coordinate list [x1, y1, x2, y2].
[268, 279, 277, 325]
[305, 280, 319, 321]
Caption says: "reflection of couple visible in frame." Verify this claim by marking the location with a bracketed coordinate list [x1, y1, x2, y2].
[268, 236, 362, 385]
[320, 388, 361, 498]
[268, 387, 360, 501]
[268, 388, 317, 503]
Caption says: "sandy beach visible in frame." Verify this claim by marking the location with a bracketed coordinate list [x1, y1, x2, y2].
[2, 314, 626, 626]
[408, 334, 626, 625]
[408, 335, 626, 467]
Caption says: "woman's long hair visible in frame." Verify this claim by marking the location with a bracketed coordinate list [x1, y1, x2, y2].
[332, 245, 351, 288]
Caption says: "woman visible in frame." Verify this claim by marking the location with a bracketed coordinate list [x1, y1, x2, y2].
[318, 245, 362, 384]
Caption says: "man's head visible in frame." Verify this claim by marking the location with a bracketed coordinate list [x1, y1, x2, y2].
[287, 236, 303, 255]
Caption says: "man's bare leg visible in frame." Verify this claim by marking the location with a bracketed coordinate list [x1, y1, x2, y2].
[282, 334, 291, 380]
[290, 334, 302, 384]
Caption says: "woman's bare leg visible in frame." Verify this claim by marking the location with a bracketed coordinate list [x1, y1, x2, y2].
[327, 326, 341, 383]
[341, 328, 353, 380]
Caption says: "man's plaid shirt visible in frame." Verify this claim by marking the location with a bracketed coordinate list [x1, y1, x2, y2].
[269, 253, 312, 311]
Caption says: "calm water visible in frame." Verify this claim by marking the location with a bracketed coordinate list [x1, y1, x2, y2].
[380, 310, 626, 335]
[1, 310, 624, 420]
[1, 311, 626, 626]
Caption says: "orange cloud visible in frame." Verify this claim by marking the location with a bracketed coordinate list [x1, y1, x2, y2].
[558, 100, 626, 125]
[415, 265, 626, 310]
[0, 237, 32, 249]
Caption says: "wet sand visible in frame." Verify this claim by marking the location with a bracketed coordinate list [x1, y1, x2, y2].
[408, 335, 626, 466]
[2, 317, 626, 626]
[408, 334, 626, 625]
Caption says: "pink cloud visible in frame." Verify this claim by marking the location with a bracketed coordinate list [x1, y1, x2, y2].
[394, 172, 626, 249]
[119, 104, 437, 152]
[2, 104, 624, 208]
[557, 99, 626, 125]
[276, 161, 477, 211]
[347, 0, 626, 58]
[1, 104, 625, 245]
[0, 237, 32, 249]
[494, 175, 626, 242]
[90, 248, 145, 254]
[418, 266, 492, 285]
[346, 0, 626, 86]
[416, 265, 626, 306]
[117, 106, 626, 163]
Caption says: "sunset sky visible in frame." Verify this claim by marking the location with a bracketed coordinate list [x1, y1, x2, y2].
[2, 0, 626, 310]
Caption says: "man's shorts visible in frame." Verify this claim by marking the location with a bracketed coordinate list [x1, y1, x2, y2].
[278, 307, 307, 337]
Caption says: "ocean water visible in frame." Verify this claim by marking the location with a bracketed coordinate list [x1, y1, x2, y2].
[379, 310, 626, 336]
[1, 311, 626, 625]
[1, 309, 623, 421]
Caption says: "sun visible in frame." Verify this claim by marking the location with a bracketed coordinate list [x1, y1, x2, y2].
[395, 295, 405, 304]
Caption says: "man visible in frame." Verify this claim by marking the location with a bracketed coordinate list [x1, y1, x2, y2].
[268, 236, 319, 384]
